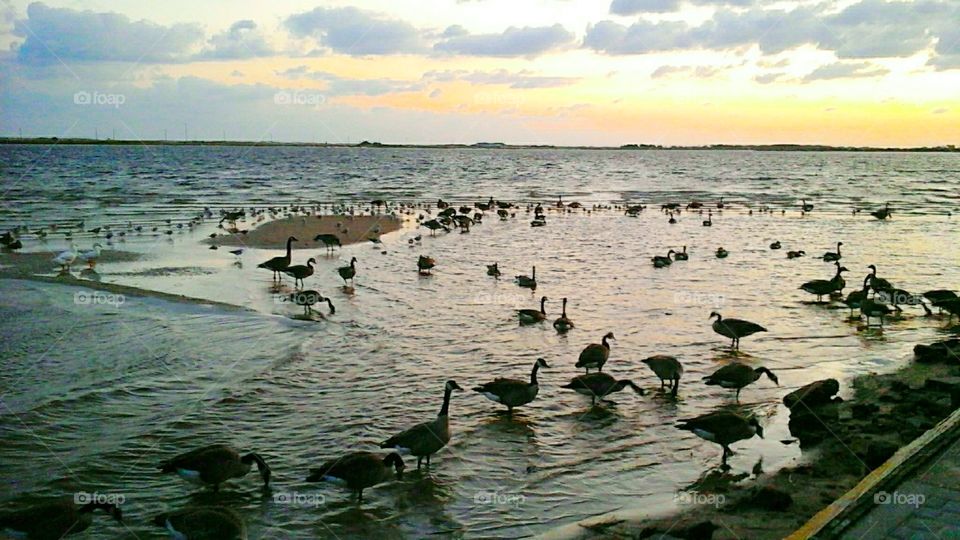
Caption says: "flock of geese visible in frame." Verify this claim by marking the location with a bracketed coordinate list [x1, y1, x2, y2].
[2, 195, 957, 540]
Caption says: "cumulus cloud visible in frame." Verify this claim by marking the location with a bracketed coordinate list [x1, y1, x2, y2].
[285, 6, 427, 55]
[803, 61, 889, 81]
[433, 24, 575, 57]
[197, 19, 274, 60]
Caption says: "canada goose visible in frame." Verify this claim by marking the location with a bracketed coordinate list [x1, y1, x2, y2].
[258, 236, 297, 280]
[287, 290, 334, 316]
[843, 276, 871, 318]
[924, 290, 958, 314]
[769, 241, 782, 250]
[933, 297, 960, 322]
[668, 212, 677, 224]
[866, 265, 893, 293]
[687, 201, 703, 209]
[871, 202, 892, 220]
[799, 264, 848, 302]
[787, 250, 805, 259]
[717, 197, 725, 209]
[473, 358, 549, 414]
[676, 411, 763, 466]
[157, 444, 271, 491]
[313, 233, 341, 251]
[52, 243, 79, 272]
[801, 199, 814, 212]
[652, 250, 675, 268]
[703, 362, 779, 400]
[561, 372, 644, 405]
[709, 312, 766, 349]
[861, 295, 893, 326]
[477, 197, 495, 211]
[219, 210, 245, 224]
[674, 246, 689, 261]
[154, 506, 246, 540]
[437, 199, 449, 209]
[702, 212, 713, 226]
[283, 258, 316, 289]
[418, 255, 436, 274]
[2, 239, 22, 251]
[0, 499, 122, 539]
[821, 242, 843, 262]
[77, 244, 103, 268]
[553, 298, 574, 333]
[641, 355, 683, 395]
[380, 380, 462, 469]
[518, 296, 548, 324]
[423, 219, 450, 234]
[516, 266, 537, 289]
[715, 247, 728, 258]
[530, 215, 546, 227]
[487, 263, 501, 278]
[337, 257, 358, 285]
[576, 332, 615, 372]
[307, 451, 404, 501]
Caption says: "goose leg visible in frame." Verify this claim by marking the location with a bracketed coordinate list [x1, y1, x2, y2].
[660, 379, 665, 391]
[417, 456, 423, 470]
[735, 388, 742, 402]
[358, 489, 364, 503]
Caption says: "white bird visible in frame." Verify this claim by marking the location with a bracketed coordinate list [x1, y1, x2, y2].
[52, 243, 79, 272]
[77, 243, 103, 268]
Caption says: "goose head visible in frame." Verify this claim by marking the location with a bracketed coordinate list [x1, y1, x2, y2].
[749, 417, 764, 438]
[535, 357, 550, 369]
[240, 452, 271, 486]
[307, 258, 317, 267]
[603, 331, 616, 341]
[288, 236, 298, 243]
[384, 452, 405, 478]
[614, 379, 645, 396]
[709, 311, 722, 321]
[445, 380, 463, 392]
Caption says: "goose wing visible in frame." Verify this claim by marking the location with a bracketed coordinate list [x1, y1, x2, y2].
[380, 418, 448, 455]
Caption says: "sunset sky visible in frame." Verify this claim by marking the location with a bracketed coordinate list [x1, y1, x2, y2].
[0, 0, 958, 146]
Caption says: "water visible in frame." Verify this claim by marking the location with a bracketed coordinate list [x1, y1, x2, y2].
[1, 145, 959, 538]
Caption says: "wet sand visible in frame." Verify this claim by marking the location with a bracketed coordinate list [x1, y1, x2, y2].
[207, 214, 402, 249]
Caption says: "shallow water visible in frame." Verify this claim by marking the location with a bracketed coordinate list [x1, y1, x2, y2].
[1, 145, 959, 538]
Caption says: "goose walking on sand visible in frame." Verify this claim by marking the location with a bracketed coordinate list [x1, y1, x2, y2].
[518, 296, 548, 325]
[576, 332, 615, 372]
[0, 499, 123, 539]
[306, 452, 404, 502]
[258, 236, 296, 281]
[473, 358, 549, 414]
[380, 380, 462, 469]
[553, 298, 574, 333]
[709, 312, 766, 350]
[641, 355, 683, 396]
[153, 506, 246, 540]
[703, 362, 779, 401]
[561, 372, 645, 405]
[516, 266, 537, 289]
[283, 258, 316, 289]
[157, 444, 271, 492]
[677, 411, 764, 467]
[337, 257, 357, 286]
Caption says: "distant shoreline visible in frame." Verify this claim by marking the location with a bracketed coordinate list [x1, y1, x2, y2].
[0, 137, 957, 153]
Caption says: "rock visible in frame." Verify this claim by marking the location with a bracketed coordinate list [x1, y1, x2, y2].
[744, 486, 793, 511]
[914, 339, 960, 364]
[784, 379, 841, 409]
[851, 403, 879, 420]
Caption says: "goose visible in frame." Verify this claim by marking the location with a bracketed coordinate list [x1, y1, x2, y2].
[933, 297, 960, 322]
[715, 247, 728, 258]
[229, 249, 243, 257]
[422, 219, 450, 234]
[52, 243, 79, 272]
[283, 258, 316, 289]
[0, 499, 122, 539]
[313, 233, 341, 251]
[641, 355, 683, 395]
[530, 215, 546, 227]
[154, 506, 246, 540]
[799, 264, 848, 302]
[668, 212, 677, 224]
[769, 241, 782, 250]
[652, 250, 675, 268]
[2, 239, 22, 251]
[821, 241, 843, 262]
[561, 372, 644, 405]
[417, 255, 436, 274]
[676, 411, 763, 466]
[924, 290, 957, 314]
[258, 236, 297, 281]
[717, 197, 725, 209]
[553, 298, 574, 333]
[286, 290, 334, 316]
[709, 312, 766, 349]
[703, 362, 779, 400]
[77, 243, 103, 268]
[801, 199, 814, 212]
[307, 452, 404, 501]
[843, 276, 872, 318]
[518, 296, 548, 325]
[437, 199, 449, 209]
[157, 444, 271, 492]
[486, 263, 501, 278]
[473, 358, 549, 414]
[787, 250, 805, 259]
[871, 202, 892, 220]
[673, 246, 689, 261]
[576, 332, 615, 372]
[866, 264, 893, 293]
[861, 295, 893, 326]
[380, 380, 462, 469]
[686, 201, 703, 209]
[477, 197, 495, 211]
[516, 266, 537, 289]
[337, 257, 358, 286]
[702, 212, 713, 226]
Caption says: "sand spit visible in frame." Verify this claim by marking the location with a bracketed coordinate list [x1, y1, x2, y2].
[207, 214, 402, 249]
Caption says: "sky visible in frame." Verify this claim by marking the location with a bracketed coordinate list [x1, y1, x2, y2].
[0, 0, 958, 146]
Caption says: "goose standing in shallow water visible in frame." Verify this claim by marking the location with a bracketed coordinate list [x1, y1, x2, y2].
[418, 255, 436, 275]
[380, 380, 462, 469]
[154, 506, 245, 540]
[518, 296, 548, 324]
[799, 263, 848, 302]
[283, 258, 316, 289]
[676, 411, 763, 467]
[77, 243, 103, 268]
[703, 362, 779, 401]
[516, 266, 537, 289]
[553, 298, 574, 333]
[866, 264, 893, 293]
[286, 290, 334, 316]
[0, 499, 123, 539]
[871, 202, 892, 220]
[924, 290, 958, 314]
[822, 241, 843, 262]
[157, 444, 271, 492]
[258, 236, 296, 281]
[576, 332, 615, 372]
[561, 372, 644, 405]
[473, 358, 549, 414]
[306, 452, 404, 502]
[709, 312, 766, 349]
[641, 355, 683, 395]
[52, 243, 79, 272]
[337, 257, 357, 286]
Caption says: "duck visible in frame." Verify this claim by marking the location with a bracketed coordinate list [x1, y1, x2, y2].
[787, 250, 805, 259]
[799, 264, 848, 302]
[337, 257, 358, 286]
[486, 263, 501, 278]
[715, 247, 728, 258]
[380, 380, 462, 469]
[769, 241, 782, 250]
[561, 372, 645, 405]
[0, 498, 123, 539]
[673, 246, 689, 261]
[283, 258, 316, 289]
[553, 298, 574, 333]
[641, 355, 683, 395]
[871, 202, 892, 220]
[157, 444, 271, 492]
[576, 332, 615, 372]
[518, 296, 548, 325]
[77, 243, 103, 268]
[516, 266, 537, 289]
[652, 250, 675, 268]
[417, 255, 436, 275]
[676, 411, 763, 467]
[52, 243, 79, 272]
[702, 362, 779, 401]
[473, 358, 549, 414]
[153, 506, 245, 540]
[313, 233, 341, 251]
[306, 452, 404, 502]
[258, 236, 297, 281]
[709, 312, 766, 349]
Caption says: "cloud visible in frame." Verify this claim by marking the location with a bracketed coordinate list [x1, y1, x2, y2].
[433, 24, 575, 57]
[276, 65, 423, 96]
[13, 2, 203, 64]
[650, 65, 720, 78]
[754, 72, 789, 84]
[197, 19, 274, 60]
[610, 0, 769, 15]
[423, 69, 579, 88]
[803, 61, 888, 81]
[285, 6, 427, 55]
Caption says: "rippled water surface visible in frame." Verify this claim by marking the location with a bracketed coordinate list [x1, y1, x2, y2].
[1, 145, 959, 538]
